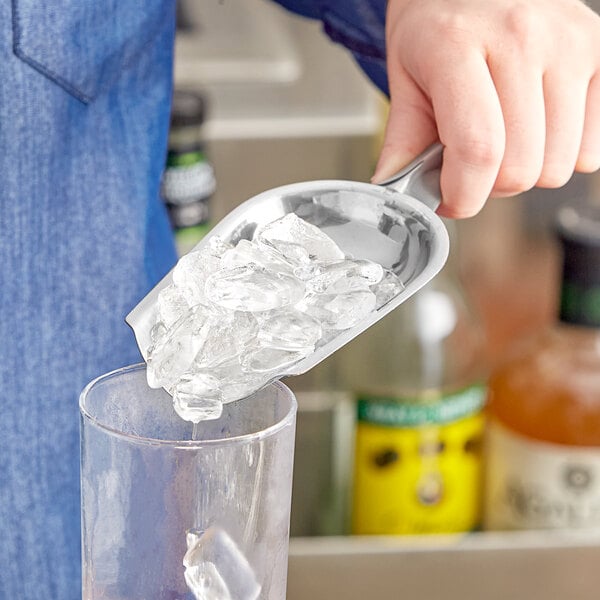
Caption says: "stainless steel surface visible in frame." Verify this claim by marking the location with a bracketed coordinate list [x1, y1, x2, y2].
[175, 0, 300, 85]
[379, 143, 443, 212]
[289, 390, 354, 537]
[126, 157, 449, 385]
[174, 0, 381, 141]
[288, 530, 600, 600]
[209, 136, 378, 222]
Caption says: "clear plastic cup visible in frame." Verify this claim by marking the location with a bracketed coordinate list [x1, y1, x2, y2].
[80, 363, 297, 599]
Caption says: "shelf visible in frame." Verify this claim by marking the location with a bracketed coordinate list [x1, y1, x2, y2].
[174, 0, 300, 85]
[173, 0, 382, 141]
[288, 530, 600, 599]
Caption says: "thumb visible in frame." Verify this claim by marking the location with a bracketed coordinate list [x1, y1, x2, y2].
[372, 70, 438, 183]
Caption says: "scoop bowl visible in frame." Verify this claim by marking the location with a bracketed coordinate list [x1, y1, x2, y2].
[126, 144, 448, 381]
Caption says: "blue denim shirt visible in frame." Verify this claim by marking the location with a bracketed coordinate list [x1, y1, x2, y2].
[0, 1, 386, 597]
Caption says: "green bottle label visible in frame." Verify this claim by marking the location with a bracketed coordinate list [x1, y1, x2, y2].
[166, 150, 206, 168]
[560, 281, 600, 327]
[357, 384, 486, 428]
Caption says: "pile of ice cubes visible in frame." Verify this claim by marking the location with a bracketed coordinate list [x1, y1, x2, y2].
[146, 213, 403, 422]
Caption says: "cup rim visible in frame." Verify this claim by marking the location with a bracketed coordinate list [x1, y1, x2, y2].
[79, 363, 297, 448]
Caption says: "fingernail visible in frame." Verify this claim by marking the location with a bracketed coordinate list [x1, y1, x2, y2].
[371, 153, 411, 184]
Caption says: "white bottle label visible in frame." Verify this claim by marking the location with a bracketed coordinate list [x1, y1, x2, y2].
[484, 420, 600, 530]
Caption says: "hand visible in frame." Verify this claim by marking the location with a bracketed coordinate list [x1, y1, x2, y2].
[373, 0, 600, 218]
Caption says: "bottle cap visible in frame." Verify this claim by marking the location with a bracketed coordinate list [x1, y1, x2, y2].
[170, 90, 206, 129]
[555, 201, 600, 327]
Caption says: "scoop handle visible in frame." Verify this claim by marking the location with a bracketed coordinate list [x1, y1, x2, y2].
[376, 143, 443, 212]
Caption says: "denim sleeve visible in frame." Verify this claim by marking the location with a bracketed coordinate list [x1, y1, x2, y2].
[273, 0, 389, 96]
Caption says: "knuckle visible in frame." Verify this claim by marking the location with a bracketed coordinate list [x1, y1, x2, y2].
[453, 137, 503, 170]
[429, 12, 472, 47]
[502, 2, 540, 45]
[501, 3, 589, 61]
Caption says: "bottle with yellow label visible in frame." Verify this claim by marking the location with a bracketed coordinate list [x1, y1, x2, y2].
[341, 228, 487, 535]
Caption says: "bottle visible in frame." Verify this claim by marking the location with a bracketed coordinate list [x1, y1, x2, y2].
[484, 200, 600, 531]
[343, 229, 487, 535]
[161, 89, 216, 256]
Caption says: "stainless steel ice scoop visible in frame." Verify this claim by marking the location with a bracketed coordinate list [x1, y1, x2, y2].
[126, 143, 448, 378]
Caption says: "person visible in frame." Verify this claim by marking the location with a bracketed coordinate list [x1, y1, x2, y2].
[281, 0, 600, 217]
[0, 0, 598, 597]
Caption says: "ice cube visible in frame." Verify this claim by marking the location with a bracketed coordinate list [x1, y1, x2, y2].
[220, 239, 295, 275]
[316, 329, 339, 347]
[256, 213, 345, 263]
[183, 527, 261, 600]
[146, 305, 212, 390]
[205, 264, 305, 312]
[193, 312, 258, 369]
[297, 289, 377, 330]
[149, 321, 167, 345]
[257, 309, 322, 350]
[305, 259, 384, 294]
[172, 237, 232, 304]
[292, 263, 318, 281]
[184, 561, 231, 600]
[372, 268, 405, 308]
[156, 285, 190, 328]
[172, 373, 223, 423]
[220, 376, 272, 404]
[257, 239, 310, 266]
[240, 347, 310, 374]
[204, 359, 272, 404]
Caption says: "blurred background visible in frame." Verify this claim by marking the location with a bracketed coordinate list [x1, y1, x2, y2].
[164, 1, 600, 598]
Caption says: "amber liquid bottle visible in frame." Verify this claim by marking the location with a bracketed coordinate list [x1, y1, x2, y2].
[484, 201, 600, 530]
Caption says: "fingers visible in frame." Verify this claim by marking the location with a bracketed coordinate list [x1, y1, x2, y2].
[372, 66, 437, 183]
[537, 72, 589, 188]
[381, 60, 596, 215]
[427, 49, 505, 218]
[577, 73, 600, 173]
[487, 57, 546, 197]
[378, 0, 600, 219]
